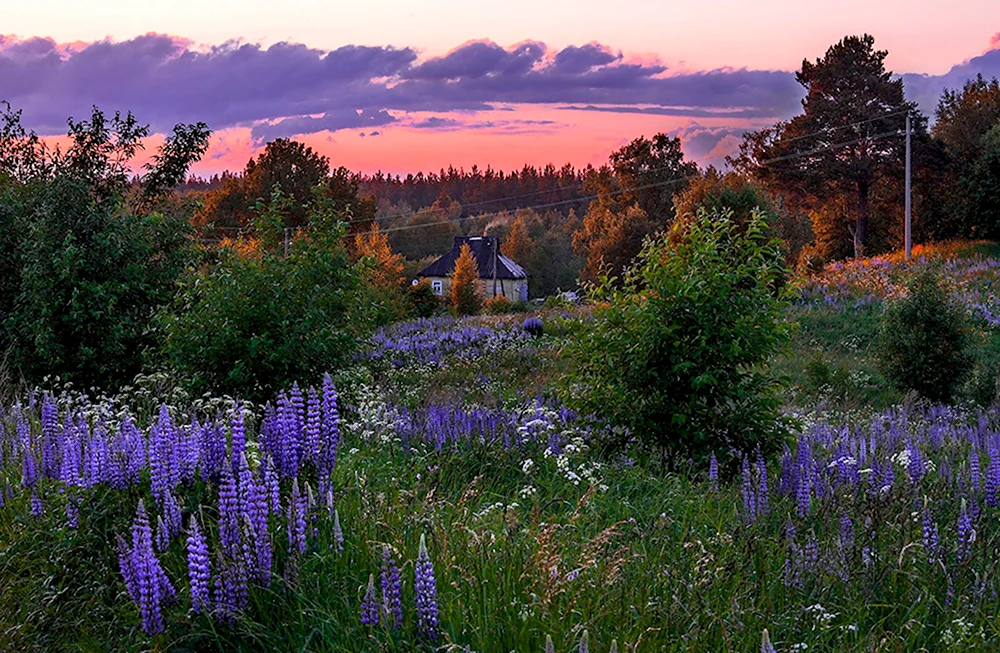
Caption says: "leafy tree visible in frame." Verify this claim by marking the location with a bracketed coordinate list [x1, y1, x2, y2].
[574, 135, 696, 283]
[961, 123, 1000, 239]
[736, 35, 920, 258]
[503, 214, 535, 266]
[158, 191, 372, 401]
[0, 103, 209, 389]
[934, 74, 1000, 163]
[450, 243, 482, 316]
[876, 269, 971, 403]
[566, 208, 792, 463]
[354, 223, 407, 323]
[244, 139, 330, 226]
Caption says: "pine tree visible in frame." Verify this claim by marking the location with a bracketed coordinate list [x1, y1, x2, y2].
[450, 243, 482, 316]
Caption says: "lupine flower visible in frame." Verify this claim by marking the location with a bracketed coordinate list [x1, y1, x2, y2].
[756, 450, 769, 516]
[380, 545, 403, 629]
[287, 480, 307, 557]
[922, 504, 939, 564]
[957, 498, 974, 564]
[741, 455, 756, 524]
[65, 495, 79, 529]
[545, 634, 555, 653]
[708, 452, 718, 489]
[761, 629, 776, 653]
[578, 630, 589, 653]
[414, 533, 439, 641]
[30, 491, 42, 517]
[155, 515, 170, 552]
[361, 573, 380, 625]
[186, 515, 211, 615]
[333, 509, 344, 553]
[121, 500, 175, 635]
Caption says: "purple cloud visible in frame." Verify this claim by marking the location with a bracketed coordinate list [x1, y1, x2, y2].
[4, 32, 984, 142]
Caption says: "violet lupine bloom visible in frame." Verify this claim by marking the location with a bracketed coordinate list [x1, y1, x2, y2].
[414, 533, 440, 641]
[65, 495, 79, 529]
[380, 546, 403, 629]
[761, 629, 777, 653]
[155, 515, 170, 552]
[186, 515, 211, 615]
[230, 404, 246, 471]
[545, 635, 555, 653]
[333, 509, 344, 553]
[756, 450, 769, 516]
[922, 505, 939, 565]
[320, 374, 341, 487]
[218, 463, 241, 559]
[708, 452, 718, 489]
[29, 491, 42, 517]
[957, 498, 974, 564]
[121, 500, 175, 635]
[970, 447, 981, 492]
[741, 455, 756, 524]
[305, 387, 321, 467]
[578, 629, 589, 653]
[986, 449, 1000, 507]
[287, 480, 307, 557]
[361, 573, 380, 625]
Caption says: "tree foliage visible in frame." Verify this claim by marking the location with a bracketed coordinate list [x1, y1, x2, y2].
[0, 103, 209, 389]
[566, 208, 792, 462]
[876, 270, 972, 404]
[158, 192, 372, 401]
[735, 35, 919, 259]
[450, 243, 482, 316]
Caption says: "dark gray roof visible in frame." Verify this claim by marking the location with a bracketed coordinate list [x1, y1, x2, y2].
[417, 236, 528, 280]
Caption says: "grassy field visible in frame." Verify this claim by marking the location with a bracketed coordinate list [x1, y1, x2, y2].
[2, 244, 1000, 652]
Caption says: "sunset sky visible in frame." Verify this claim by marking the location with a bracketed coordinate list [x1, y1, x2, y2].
[5, 0, 1000, 175]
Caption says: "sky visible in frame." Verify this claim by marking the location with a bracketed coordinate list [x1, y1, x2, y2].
[4, 0, 1000, 175]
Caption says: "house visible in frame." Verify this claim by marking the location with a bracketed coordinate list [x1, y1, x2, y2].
[416, 236, 529, 302]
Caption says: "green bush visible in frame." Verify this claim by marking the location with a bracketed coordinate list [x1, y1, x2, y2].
[407, 279, 441, 318]
[565, 208, 792, 463]
[876, 269, 972, 403]
[156, 192, 374, 402]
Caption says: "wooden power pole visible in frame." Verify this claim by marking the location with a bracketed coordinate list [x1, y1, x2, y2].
[905, 113, 912, 261]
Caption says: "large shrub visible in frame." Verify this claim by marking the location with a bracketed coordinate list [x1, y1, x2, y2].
[157, 193, 374, 401]
[566, 208, 792, 462]
[0, 104, 209, 390]
[876, 269, 972, 403]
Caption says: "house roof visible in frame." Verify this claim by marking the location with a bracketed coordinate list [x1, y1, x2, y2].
[417, 236, 528, 280]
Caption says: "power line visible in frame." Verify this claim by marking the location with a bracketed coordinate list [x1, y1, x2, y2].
[194, 117, 907, 243]
[199, 111, 908, 233]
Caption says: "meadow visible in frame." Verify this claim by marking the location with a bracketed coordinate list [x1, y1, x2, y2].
[3, 245, 1000, 652]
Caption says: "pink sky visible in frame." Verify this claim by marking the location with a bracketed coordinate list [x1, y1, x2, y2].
[4, 1, 1000, 175]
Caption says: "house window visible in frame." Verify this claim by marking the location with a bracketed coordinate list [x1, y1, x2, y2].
[431, 280, 443, 296]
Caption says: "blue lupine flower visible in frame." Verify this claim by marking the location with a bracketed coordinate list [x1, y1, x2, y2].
[414, 533, 439, 641]
[361, 573, 379, 625]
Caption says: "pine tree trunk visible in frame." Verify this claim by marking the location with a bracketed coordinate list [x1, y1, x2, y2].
[854, 178, 870, 259]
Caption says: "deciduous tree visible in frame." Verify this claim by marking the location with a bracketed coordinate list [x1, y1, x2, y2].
[450, 243, 482, 316]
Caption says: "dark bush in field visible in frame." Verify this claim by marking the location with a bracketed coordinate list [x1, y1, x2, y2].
[566, 208, 792, 463]
[876, 269, 972, 403]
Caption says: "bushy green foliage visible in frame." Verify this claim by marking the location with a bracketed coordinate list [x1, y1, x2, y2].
[876, 270, 972, 403]
[566, 208, 792, 461]
[0, 104, 209, 390]
[157, 192, 373, 401]
[407, 280, 441, 318]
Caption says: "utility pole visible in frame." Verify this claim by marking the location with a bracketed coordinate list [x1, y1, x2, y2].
[905, 112, 912, 261]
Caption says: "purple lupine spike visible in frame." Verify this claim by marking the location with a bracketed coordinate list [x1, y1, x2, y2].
[361, 573, 380, 625]
[187, 515, 211, 615]
[986, 448, 1000, 507]
[414, 533, 439, 641]
[125, 500, 173, 635]
[922, 504, 939, 565]
[970, 446, 981, 492]
[22, 447, 38, 489]
[261, 454, 281, 515]
[957, 498, 974, 564]
[795, 465, 810, 517]
[230, 404, 246, 472]
[761, 629, 777, 653]
[66, 494, 79, 529]
[578, 630, 589, 653]
[380, 545, 403, 629]
[708, 452, 719, 489]
[29, 491, 43, 517]
[545, 635, 555, 653]
[803, 532, 819, 574]
[782, 518, 800, 588]
[287, 480, 307, 557]
[155, 515, 171, 552]
[741, 454, 756, 524]
[248, 473, 272, 586]
[117, 534, 140, 605]
[41, 395, 58, 479]
[320, 374, 341, 476]
[218, 462, 241, 559]
[305, 387, 321, 467]
[756, 450, 769, 516]
[333, 509, 344, 553]
[779, 447, 794, 495]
